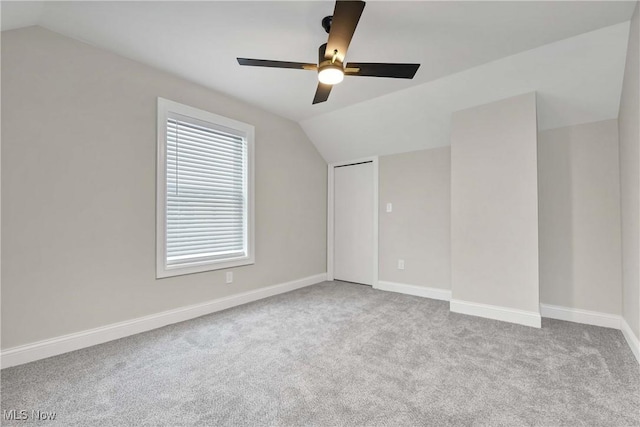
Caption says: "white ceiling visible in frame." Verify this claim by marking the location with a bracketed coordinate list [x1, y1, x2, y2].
[1, 1, 636, 162]
[302, 21, 631, 162]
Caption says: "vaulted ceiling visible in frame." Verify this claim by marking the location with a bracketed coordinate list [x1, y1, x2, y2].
[2, 1, 636, 162]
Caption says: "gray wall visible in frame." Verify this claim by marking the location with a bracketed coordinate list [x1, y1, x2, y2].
[538, 119, 622, 314]
[1, 27, 327, 349]
[451, 92, 539, 313]
[378, 147, 451, 289]
[619, 3, 640, 339]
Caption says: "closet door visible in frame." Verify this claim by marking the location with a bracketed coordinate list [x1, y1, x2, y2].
[333, 161, 374, 285]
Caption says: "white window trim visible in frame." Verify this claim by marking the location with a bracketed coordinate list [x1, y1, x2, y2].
[156, 98, 255, 279]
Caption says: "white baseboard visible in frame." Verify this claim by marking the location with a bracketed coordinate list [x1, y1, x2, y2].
[539, 303, 621, 329]
[450, 299, 541, 328]
[621, 318, 640, 364]
[375, 281, 451, 301]
[1, 273, 327, 369]
[540, 303, 639, 365]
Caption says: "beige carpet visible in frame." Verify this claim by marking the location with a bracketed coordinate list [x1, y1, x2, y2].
[2, 281, 639, 426]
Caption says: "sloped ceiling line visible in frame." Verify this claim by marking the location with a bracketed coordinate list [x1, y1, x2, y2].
[0, 1, 634, 163]
[301, 22, 630, 163]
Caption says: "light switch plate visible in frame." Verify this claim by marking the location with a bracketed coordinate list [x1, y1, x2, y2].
[386, 203, 393, 213]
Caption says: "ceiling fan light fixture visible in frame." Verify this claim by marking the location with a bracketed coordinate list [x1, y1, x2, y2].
[318, 64, 344, 85]
[236, 1, 420, 104]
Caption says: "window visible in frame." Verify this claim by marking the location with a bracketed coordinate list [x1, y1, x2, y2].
[156, 98, 254, 278]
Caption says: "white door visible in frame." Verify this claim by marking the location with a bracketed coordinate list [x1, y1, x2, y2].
[333, 161, 374, 285]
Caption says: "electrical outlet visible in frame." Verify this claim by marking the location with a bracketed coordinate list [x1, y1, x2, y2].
[226, 271, 233, 284]
[397, 259, 405, 270]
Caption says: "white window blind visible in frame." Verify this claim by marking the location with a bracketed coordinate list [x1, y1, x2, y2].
[166, 115, 246, 265]
[157, 98, 254, 278]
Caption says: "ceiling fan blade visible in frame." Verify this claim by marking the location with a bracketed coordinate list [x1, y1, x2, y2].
[345, 62, 420, 79]
[312, 83, 333, 104]
[237, 58, 316, 70]
[325, 1, 366, 62]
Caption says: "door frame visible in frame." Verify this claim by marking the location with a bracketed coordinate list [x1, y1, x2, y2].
[327, 156, 379, 287]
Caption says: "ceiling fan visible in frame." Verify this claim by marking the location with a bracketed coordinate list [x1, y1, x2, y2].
[237, 0, 420, 104]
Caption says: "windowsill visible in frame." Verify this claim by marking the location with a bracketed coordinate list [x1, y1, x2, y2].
[156, 255, 255, 279]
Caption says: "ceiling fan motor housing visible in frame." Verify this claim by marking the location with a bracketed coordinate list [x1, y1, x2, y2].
[317, 42, 344, 85]
[236, 1, 420, 104]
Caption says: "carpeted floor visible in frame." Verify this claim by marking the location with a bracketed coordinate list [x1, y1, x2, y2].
[1, 281, 639, 426]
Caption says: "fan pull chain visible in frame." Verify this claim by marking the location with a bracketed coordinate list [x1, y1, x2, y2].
[331, 50, 339, 64]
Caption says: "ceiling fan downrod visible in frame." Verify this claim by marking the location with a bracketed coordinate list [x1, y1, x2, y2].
[236, 0, 420, 104]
